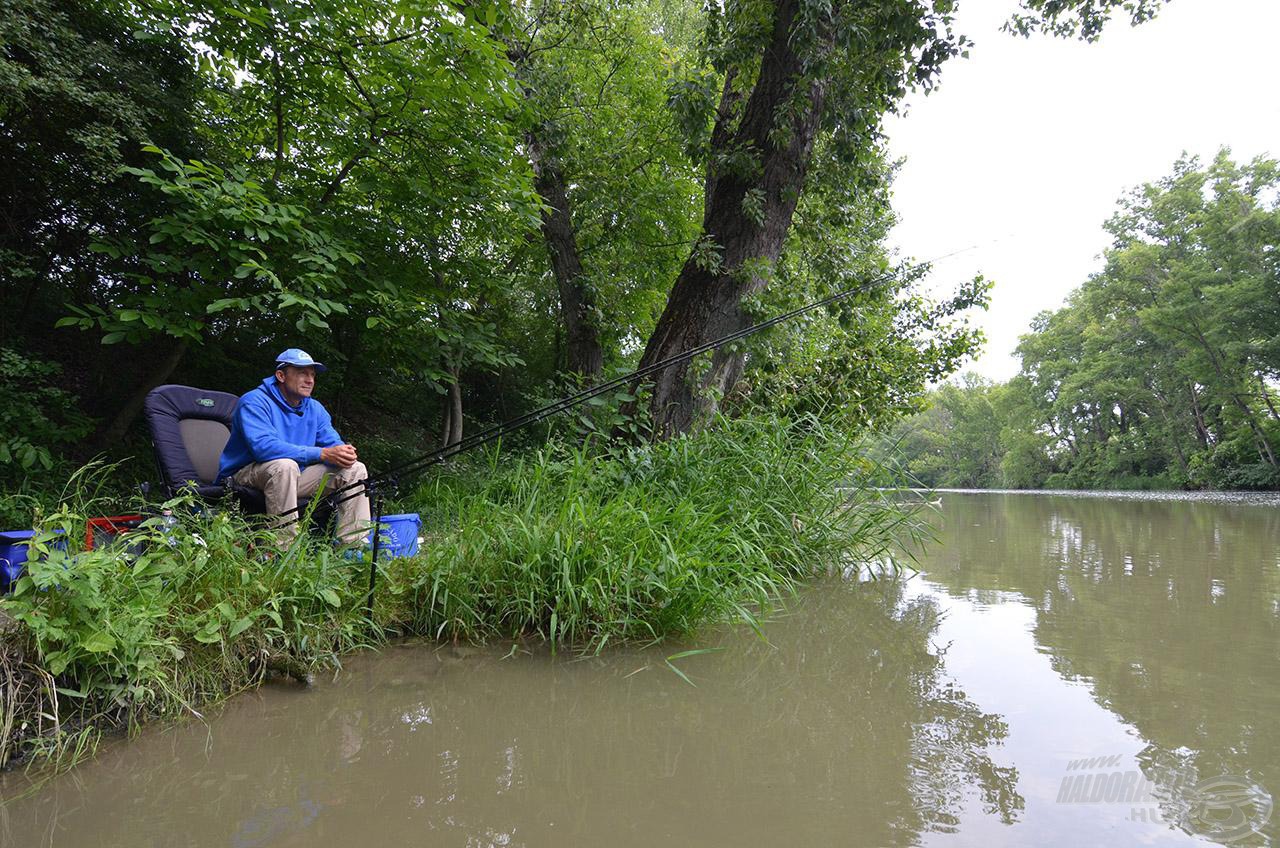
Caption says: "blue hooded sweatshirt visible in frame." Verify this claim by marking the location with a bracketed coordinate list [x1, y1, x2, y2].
[216, 376, 344, 483]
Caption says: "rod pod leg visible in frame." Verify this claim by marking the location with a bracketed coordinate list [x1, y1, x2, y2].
[365, 489, 384, 624]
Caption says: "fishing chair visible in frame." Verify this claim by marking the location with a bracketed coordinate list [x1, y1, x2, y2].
[143, 384, 333, 530]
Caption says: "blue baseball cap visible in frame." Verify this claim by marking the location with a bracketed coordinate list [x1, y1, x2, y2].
[274, 348, 327, 373]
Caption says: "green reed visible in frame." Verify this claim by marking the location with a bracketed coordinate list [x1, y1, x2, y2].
[386, 413, 927, 650]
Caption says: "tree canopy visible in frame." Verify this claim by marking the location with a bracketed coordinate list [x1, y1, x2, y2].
[0, 0, 1173, 485]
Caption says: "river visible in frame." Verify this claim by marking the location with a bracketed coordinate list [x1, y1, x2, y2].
[2, 492, 1277, 846]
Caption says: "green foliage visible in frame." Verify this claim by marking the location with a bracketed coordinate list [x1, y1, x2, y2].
[0, 348, 93, 484]
[59, 148, 362, 344]
[388, 413, 927, 650]
[1, 495, 374, 766]
[883, 375, 1006, 489]
[0, 0, 200, 358]
[1007, 0, 1171, 41]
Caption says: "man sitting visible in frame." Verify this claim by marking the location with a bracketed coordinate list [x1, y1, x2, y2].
[217, 348, 370, 546]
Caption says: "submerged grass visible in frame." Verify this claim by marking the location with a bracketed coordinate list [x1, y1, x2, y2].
[0, 413, 927, 773]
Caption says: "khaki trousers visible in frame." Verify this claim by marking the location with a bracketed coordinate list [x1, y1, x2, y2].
[233, 459, 371, 546]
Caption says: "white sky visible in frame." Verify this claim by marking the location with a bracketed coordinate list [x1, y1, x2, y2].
[885, 0, 1280, 381]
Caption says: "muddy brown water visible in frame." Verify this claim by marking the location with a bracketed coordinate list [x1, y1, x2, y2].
[2, 492, 1278, 847]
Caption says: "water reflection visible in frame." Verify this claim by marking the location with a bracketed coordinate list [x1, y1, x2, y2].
[0, 580, 1017, 848]
[921, 493, 1280, 845]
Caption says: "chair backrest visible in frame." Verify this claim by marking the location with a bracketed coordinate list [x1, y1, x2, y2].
[143, 385, 241, 498]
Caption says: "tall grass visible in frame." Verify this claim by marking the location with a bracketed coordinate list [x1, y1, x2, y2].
[0, 413, 927, 771]
[385, 413, 927, 650]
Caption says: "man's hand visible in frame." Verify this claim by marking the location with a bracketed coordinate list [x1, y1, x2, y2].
[320, 443, 358, 468]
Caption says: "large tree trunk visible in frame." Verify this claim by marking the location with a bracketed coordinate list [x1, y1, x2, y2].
[634, 0, 829, 438]
[526, 132, 603, 380]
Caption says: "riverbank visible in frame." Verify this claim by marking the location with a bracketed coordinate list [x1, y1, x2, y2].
[0, 415, 924, 772]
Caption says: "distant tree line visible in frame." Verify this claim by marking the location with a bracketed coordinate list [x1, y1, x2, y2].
[890, 151, 1280, 491]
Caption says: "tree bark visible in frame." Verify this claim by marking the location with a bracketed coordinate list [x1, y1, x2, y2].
[440, 366, 463, 455]
[95, 338, 190, 449]
[1258, 373, 1280, 423]
[525, 131, 603, 381]
[633, 0, 830, 437]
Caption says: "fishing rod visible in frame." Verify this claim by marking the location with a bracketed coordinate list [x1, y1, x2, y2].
[292, 260, 915, 528]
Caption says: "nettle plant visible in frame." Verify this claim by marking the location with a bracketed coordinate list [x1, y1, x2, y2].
[4, 499, 369, 718]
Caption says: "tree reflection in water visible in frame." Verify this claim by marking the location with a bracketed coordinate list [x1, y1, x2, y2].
[920, 493, 1280, 845]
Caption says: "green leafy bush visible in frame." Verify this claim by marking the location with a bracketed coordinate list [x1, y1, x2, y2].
[1, 498, 372, 767]
[0, 348, 93, 478]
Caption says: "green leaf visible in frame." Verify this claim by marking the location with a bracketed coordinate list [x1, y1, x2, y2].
[101, 332, 126, 345]
[46, 653, 71, 676]
[194, 623, 223, 644]
[83, 631, 116, 653]
[319, 588, 341, 607]
[216, 601, 236, 620]
[228, 616, 254, 638]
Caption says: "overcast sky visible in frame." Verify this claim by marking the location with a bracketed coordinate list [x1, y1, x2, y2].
[884, 0, 1280, 381]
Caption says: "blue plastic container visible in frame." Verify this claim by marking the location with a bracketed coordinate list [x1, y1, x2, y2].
[368, 513, 422, 559]
[0, 529, 66, 594]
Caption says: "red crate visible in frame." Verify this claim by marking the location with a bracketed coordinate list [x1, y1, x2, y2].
[85, 515, 145, 550]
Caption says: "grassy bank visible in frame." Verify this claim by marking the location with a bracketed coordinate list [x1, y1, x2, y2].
[0, 414, 926, 771]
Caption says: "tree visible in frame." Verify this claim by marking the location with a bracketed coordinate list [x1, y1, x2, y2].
[508, 1, 703, 381]
[633, 0, 968, 436]
[0, 0, 199, 347]
[631, 0, 1174, 438]
[940, 151, 1280, 491]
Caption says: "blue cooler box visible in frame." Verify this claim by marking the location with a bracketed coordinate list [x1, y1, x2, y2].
[0, 529, 66, 594]
[368, 513, 422, 559]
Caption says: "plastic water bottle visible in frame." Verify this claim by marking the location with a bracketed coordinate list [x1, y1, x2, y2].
[160, 509, 179, 546]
